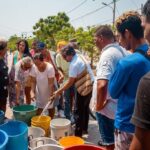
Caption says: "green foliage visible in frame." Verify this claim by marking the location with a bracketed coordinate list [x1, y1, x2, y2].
[32, 12, 72, 50]
[8, 35, 20, 51]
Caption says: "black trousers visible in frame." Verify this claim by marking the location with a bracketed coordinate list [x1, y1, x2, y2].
[74, 92, 92, 137]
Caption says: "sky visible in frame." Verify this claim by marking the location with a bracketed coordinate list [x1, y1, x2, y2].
[0, 0, 147, 39]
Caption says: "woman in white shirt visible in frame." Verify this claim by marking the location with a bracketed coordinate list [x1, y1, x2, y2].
[30, 53, 55, 118]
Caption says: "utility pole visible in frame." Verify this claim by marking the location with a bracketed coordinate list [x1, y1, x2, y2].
[113, 0, 116, 27]
[102, 0, 116, 27]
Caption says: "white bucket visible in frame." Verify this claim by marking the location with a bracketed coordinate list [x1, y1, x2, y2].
[28, 127, 45, 141]
[29, 137, 58, 149]
[50, 118, 71, 140]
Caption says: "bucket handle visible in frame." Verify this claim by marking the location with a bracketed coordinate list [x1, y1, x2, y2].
[36, 139, 45, 147]
[28, 135, 33, 141]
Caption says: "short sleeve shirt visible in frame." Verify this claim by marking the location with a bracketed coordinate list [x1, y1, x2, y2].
[15, 60, 30, 88]
[56, 53, 69, 80]
[96, 43, 128, 119]
[131, 72, 150, 130]
[69, 54, 86, 78]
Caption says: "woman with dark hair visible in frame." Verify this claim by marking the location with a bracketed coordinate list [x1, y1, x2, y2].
[13, 39, 30, 64]
[30, 53, 55, 118]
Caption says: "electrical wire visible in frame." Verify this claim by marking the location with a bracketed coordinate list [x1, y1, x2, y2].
[66, 0, 88, 14]
[71, 0, 121, 22]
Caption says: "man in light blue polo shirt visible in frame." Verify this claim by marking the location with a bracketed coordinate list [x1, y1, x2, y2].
[109, 11, 150, 150]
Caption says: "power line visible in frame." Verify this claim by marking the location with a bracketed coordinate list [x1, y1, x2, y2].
[66, 0, 87, 14]
[71, 0, 120, 22]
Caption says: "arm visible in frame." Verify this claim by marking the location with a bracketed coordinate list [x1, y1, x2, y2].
[130, 74, 150, 150]
[130, 127, 150, 150]
[30, 76, 36, 100]
[109, 61, 131, 99]
[48, 77, 54, 97]
[54, 77, 76, 97]
[15, 81, 21, 105]
[96, 79, 108, 111]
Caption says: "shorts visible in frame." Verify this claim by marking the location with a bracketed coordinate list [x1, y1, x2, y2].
[96, 112, 114, 145]
[114, 129, 133, 150]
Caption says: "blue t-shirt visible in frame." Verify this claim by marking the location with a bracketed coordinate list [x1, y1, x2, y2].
[109, 43, 150, 133]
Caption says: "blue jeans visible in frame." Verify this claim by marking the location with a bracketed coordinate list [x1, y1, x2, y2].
[96, 112, 114, 145]
[64, 86, 75, 119]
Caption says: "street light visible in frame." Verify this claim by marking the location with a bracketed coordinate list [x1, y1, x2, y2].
[102, 0, 116, 27]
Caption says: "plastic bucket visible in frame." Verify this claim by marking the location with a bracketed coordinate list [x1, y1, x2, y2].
[0, 130, 8, 150]
[0, 110, 4, 125]
[13, 105, 37, 125]
[28, 127, 45, 141]
[0, 120, 28, 150]
[50, 118, 71, 140]
[29, 137, 58, 149]
[32, 144, 63, 150]
[64, 145, 105, 150]
[59, 136, 84, 148]
[31, 116, 51, 137]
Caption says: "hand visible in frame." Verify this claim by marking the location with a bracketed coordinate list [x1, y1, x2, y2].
[15, 100, 20, 106]
[53, 90, 62, 99]
[31, 96, 36, 102]
[31, 93, 36, 101]
[58, 76, 64, 84]
[147, 49, 150, 56]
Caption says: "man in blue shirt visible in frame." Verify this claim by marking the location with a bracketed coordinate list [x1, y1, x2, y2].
[109, 11, 150, 150]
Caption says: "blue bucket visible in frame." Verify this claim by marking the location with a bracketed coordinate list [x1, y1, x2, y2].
[0, 110, 4, 125]
[0, 130, 8, 150]
[0, 120, 28, 150]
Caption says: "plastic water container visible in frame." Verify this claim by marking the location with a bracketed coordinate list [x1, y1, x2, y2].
[32, 144, 63, 150]
[31, 116, 51, 137]
[28, 127, 45, 141]
[50, 118, 71, 140]
[59, 136, 84, 148]
[29, 137, 58, 149]
[13, 105, 37, 125]
[64, 145, 105, 150]
[0, 120, 28, 150]
[0, 130, 8, 150]
[0, 110, 4, 125]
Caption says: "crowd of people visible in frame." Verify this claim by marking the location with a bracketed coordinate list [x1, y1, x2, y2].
[0, 0, 150, 150]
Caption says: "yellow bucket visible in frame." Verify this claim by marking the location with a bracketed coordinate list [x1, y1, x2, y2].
[59, 136, 84, 148]
[31, 116, 51, 137]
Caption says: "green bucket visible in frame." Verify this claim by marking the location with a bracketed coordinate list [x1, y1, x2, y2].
[13, 105, 38, 125]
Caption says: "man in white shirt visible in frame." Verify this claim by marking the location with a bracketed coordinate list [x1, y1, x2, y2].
[92, 25, 128, 150]
[54, 44, 94, 137]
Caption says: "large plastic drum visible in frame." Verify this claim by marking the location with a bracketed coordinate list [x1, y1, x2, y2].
[28, 127, 45, 141]
[13, 105, 37, 125]
[29, 137, 58, 149]
[50, 118, 71, 140]
[64, 145, 105, 150]
[0, 130, 8, 150]
[0, 120, 28, 150]
[0, 110, 4, 125]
